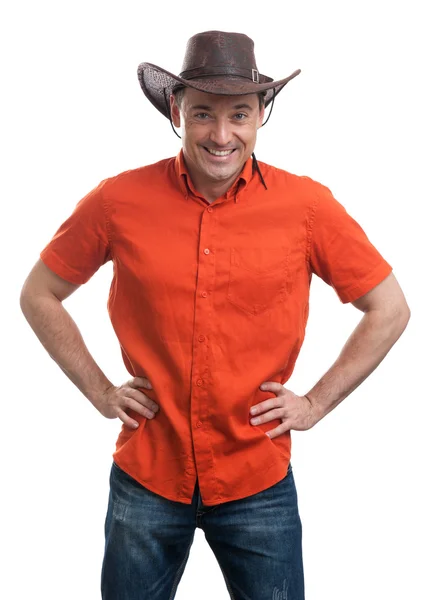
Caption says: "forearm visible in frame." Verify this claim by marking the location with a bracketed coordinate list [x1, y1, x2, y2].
[20, 293, 113, 409]
[306, 307, 410, 425]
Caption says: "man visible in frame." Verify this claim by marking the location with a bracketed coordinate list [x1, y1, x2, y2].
[20, 30, 410, 600]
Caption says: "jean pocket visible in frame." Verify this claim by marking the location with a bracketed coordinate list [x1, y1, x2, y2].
[227, 246, 290, 315]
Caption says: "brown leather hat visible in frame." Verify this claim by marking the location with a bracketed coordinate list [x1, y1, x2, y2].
[137, 30, 301, 119]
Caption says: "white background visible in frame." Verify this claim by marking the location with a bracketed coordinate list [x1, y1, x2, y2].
[2, 1, 429, 598]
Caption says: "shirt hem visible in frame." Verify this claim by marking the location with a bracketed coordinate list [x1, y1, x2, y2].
[39, 250, 88, 285]
[337, 261, 393, 304]
[112, 455, 291, 506]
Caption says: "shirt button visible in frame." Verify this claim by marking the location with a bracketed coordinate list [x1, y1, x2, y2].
[207, 207, 213, 213]
[201, 291, 208, 298]
[198, 335, 205, 342]
[185, 468, 193, 475]
[197, 379, 203, 386]
[204, 248, 210, 254]
[196, 421, 203, 428]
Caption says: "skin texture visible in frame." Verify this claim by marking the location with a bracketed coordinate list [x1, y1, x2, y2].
[20, 90, 411, 434]
[250, 272, 410, 438]
[20, 260, 156, 430]
[170, 88, 265, 203]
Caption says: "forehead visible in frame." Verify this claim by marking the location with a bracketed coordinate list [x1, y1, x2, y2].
[182, 88, 259, 109]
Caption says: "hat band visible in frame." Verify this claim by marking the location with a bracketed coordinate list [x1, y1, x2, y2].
[179, 65, 273, 84]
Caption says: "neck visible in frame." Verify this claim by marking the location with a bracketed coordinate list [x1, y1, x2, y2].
[185, 160, 245, 204]
[195, 177, 238, 204]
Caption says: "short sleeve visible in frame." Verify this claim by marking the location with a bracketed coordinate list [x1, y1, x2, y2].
[309, 183, 392, 303]
[39, 179, 112, 284]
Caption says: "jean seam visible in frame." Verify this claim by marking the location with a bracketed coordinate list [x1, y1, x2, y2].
[217, 561, 236, 600]
[168, 536, 194, 600]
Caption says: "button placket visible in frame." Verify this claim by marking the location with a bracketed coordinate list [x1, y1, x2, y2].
[189, 204, 218, 491]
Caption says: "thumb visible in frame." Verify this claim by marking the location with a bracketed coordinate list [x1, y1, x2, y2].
[260, 381, 284, 393]
[130, 376, 152, 389]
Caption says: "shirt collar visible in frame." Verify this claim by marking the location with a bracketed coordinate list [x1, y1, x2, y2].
[174, 149, 254, 204]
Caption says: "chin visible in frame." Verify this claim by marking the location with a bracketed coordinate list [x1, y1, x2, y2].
[205, 158, 241, 176]
[206, 166, 237, 181]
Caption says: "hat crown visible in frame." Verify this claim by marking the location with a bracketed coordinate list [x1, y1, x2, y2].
[180, 31, 258, 78]
[136, 30, 301, 121]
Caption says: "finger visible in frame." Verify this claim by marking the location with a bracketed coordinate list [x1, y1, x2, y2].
[129, 376, 153, 389]
[250, 397, 278, 416]
[250, 408, 283, 425]
[260, 381, 284, 393]
[265, 422, 291, 439]
[123, 396, 156, 420]
[116, 407, 141, 429]
[127, 388, 159, 413]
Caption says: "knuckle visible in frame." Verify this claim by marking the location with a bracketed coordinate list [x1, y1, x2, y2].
[134, 404, 149, 418]
[132, 387, 145, 398]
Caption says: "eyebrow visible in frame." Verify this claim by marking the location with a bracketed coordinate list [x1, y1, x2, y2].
[190, 103, 254, 111]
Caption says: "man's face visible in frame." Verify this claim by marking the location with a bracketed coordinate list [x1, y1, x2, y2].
[170, 88, 264, 186]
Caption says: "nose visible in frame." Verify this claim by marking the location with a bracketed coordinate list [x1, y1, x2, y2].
[209, 117, 233, 147]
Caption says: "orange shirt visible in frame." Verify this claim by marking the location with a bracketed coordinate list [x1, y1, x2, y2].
[40, 150, 392, 506]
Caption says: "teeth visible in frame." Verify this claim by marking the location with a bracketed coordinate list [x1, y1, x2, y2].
[206, 148, 234, 156]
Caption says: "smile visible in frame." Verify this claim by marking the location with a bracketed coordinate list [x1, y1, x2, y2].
[204, 147, 236, 157]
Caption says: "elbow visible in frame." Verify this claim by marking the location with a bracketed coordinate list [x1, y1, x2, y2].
[20, 273, 37, 308]
[20, 290, 37, 324]
[19, 282, 31, 315]
[19, 278, 41, 317]
[400, 302, 411, 330]
[391, 300, 411, 339]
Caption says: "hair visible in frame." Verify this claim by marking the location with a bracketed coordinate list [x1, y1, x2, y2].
[173, 86, 267, 110]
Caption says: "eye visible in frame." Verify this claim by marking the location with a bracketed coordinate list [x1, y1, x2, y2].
[233, 113, 247, 120]
[195, 113, 210, 119]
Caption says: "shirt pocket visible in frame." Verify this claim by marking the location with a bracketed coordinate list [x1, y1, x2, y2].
[227, 246, 290, 315]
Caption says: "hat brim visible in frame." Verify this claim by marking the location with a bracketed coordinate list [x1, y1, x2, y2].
[137, 62, 301, 119]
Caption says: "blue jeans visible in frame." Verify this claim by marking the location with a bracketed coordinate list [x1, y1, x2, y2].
[101, 461, 305, 600]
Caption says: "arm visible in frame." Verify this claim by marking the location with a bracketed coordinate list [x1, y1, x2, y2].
[251, 272, 410, 436]
[20, 259, 114, 406]
[20, 259, 158, 427]
[305, 271, 410, 426]
[251, 186, 410, 434]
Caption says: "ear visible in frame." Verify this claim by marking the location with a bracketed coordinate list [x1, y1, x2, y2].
[257, 103, 265, 128]
[170, 95, 181, 127]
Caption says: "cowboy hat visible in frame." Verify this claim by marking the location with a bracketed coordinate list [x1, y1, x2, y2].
[137, 30, 301, 120]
